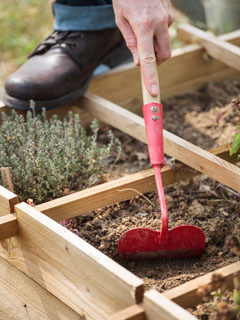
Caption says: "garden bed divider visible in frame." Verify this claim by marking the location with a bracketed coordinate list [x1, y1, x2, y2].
[0, 185, 19, 214]
[164, 261, 240, 308]
[177, 24, 240, 71]
[0, 213, 17, 240]
[80, 93, 240, 193]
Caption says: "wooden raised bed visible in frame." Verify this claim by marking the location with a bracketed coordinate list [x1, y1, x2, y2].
[0, 27, 240, 319]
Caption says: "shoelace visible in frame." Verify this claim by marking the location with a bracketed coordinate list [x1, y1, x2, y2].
[28, 31, 84, 70]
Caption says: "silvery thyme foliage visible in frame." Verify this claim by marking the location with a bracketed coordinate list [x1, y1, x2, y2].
[0, 108, 120, 204]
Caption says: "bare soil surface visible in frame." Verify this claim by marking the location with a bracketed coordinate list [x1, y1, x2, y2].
[70, 80, 240, 319]
[101, 79, 240, 180]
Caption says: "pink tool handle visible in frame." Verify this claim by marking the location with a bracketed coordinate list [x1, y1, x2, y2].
[142, 103, 164, 167]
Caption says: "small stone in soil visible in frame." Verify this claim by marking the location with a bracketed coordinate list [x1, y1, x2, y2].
[138, 212, 148, 217]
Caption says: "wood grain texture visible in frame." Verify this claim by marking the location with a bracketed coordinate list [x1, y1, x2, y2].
[0, 255, 82, 320]
[0, 202, 143, 320]
[81, 93, 240, 193]
[164, 261, 240, 308]
[0, 213, 18, 240]
[36, 144, 236, 223]
[0, 186, 19, 214]
[177, 24, 240, 71]
[1, 167, 14, 192]
[36, 168, 157, 221]
[109, 304, 145, 320]
[144, 290, 197, 320]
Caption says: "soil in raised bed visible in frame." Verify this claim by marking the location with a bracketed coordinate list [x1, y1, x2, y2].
[100, 79, 240, 180]
[69, 79, 240, 319]
[72, 176, 240, 290]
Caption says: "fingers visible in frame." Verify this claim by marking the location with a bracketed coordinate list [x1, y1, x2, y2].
[154, 22, 172, 65]
[112, 0, 174, 97]
[137, 32, 159, 96]
[116, 18, 140, 66]
[162, 0, 175, 26]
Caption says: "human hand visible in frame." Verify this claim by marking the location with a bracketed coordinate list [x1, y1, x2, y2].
[112, 0, 174, 96]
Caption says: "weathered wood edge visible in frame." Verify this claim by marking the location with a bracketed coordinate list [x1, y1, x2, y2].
[0, 213, 18, 240]
[0, 185, 19, 214]
[108, 303, 145, 320]
[164, 261, 240, 308]
[144, 289, 197, 320]
[0, 202, 144, 319]
[177, 24, 240, 71]
[109, 288, 199, 320]
[0, 255, 81, 320]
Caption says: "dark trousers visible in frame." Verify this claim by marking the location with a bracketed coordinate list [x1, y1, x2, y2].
[53, 0, 115, 30]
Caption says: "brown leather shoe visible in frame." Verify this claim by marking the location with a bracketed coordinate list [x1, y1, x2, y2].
[3, 28, 131, 110]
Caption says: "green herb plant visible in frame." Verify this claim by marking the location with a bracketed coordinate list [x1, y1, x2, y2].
[0, 103, 120, 204]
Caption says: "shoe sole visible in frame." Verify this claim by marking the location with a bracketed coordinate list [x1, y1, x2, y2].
[2, 80, 90, 111]
[2, 40, 132, 111]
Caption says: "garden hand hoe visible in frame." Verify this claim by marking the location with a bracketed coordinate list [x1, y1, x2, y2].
[118, 64, 205, 260]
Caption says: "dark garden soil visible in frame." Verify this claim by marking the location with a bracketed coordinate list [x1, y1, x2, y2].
[70, 80, 240, 319]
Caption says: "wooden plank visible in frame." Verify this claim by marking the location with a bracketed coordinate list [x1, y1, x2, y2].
[164, 261, 240, 308]
[177, 24, 240, 71]
[81, 93, 240, 193]
[36, 168, 157, 221]
[88, 31, 240, 106]
[36, 144, 236, 222]
[1, 167, 14, 192]
[0, 202, 144, 319]
[0, 213, 18, 240]
[109, 304, 145, 320]
[144, 289, 197, 320]
[0, 185, 19, 214]
[0, 255, 81, 320]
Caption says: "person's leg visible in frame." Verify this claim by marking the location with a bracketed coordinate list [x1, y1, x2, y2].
[3, 1, 130, 110]
[53, 0, 116, 31]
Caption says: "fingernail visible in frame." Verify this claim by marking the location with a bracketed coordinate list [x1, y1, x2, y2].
[151, 84, 159, 96]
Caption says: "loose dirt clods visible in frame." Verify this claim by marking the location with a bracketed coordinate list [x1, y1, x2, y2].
[70, 80, 240, 319]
